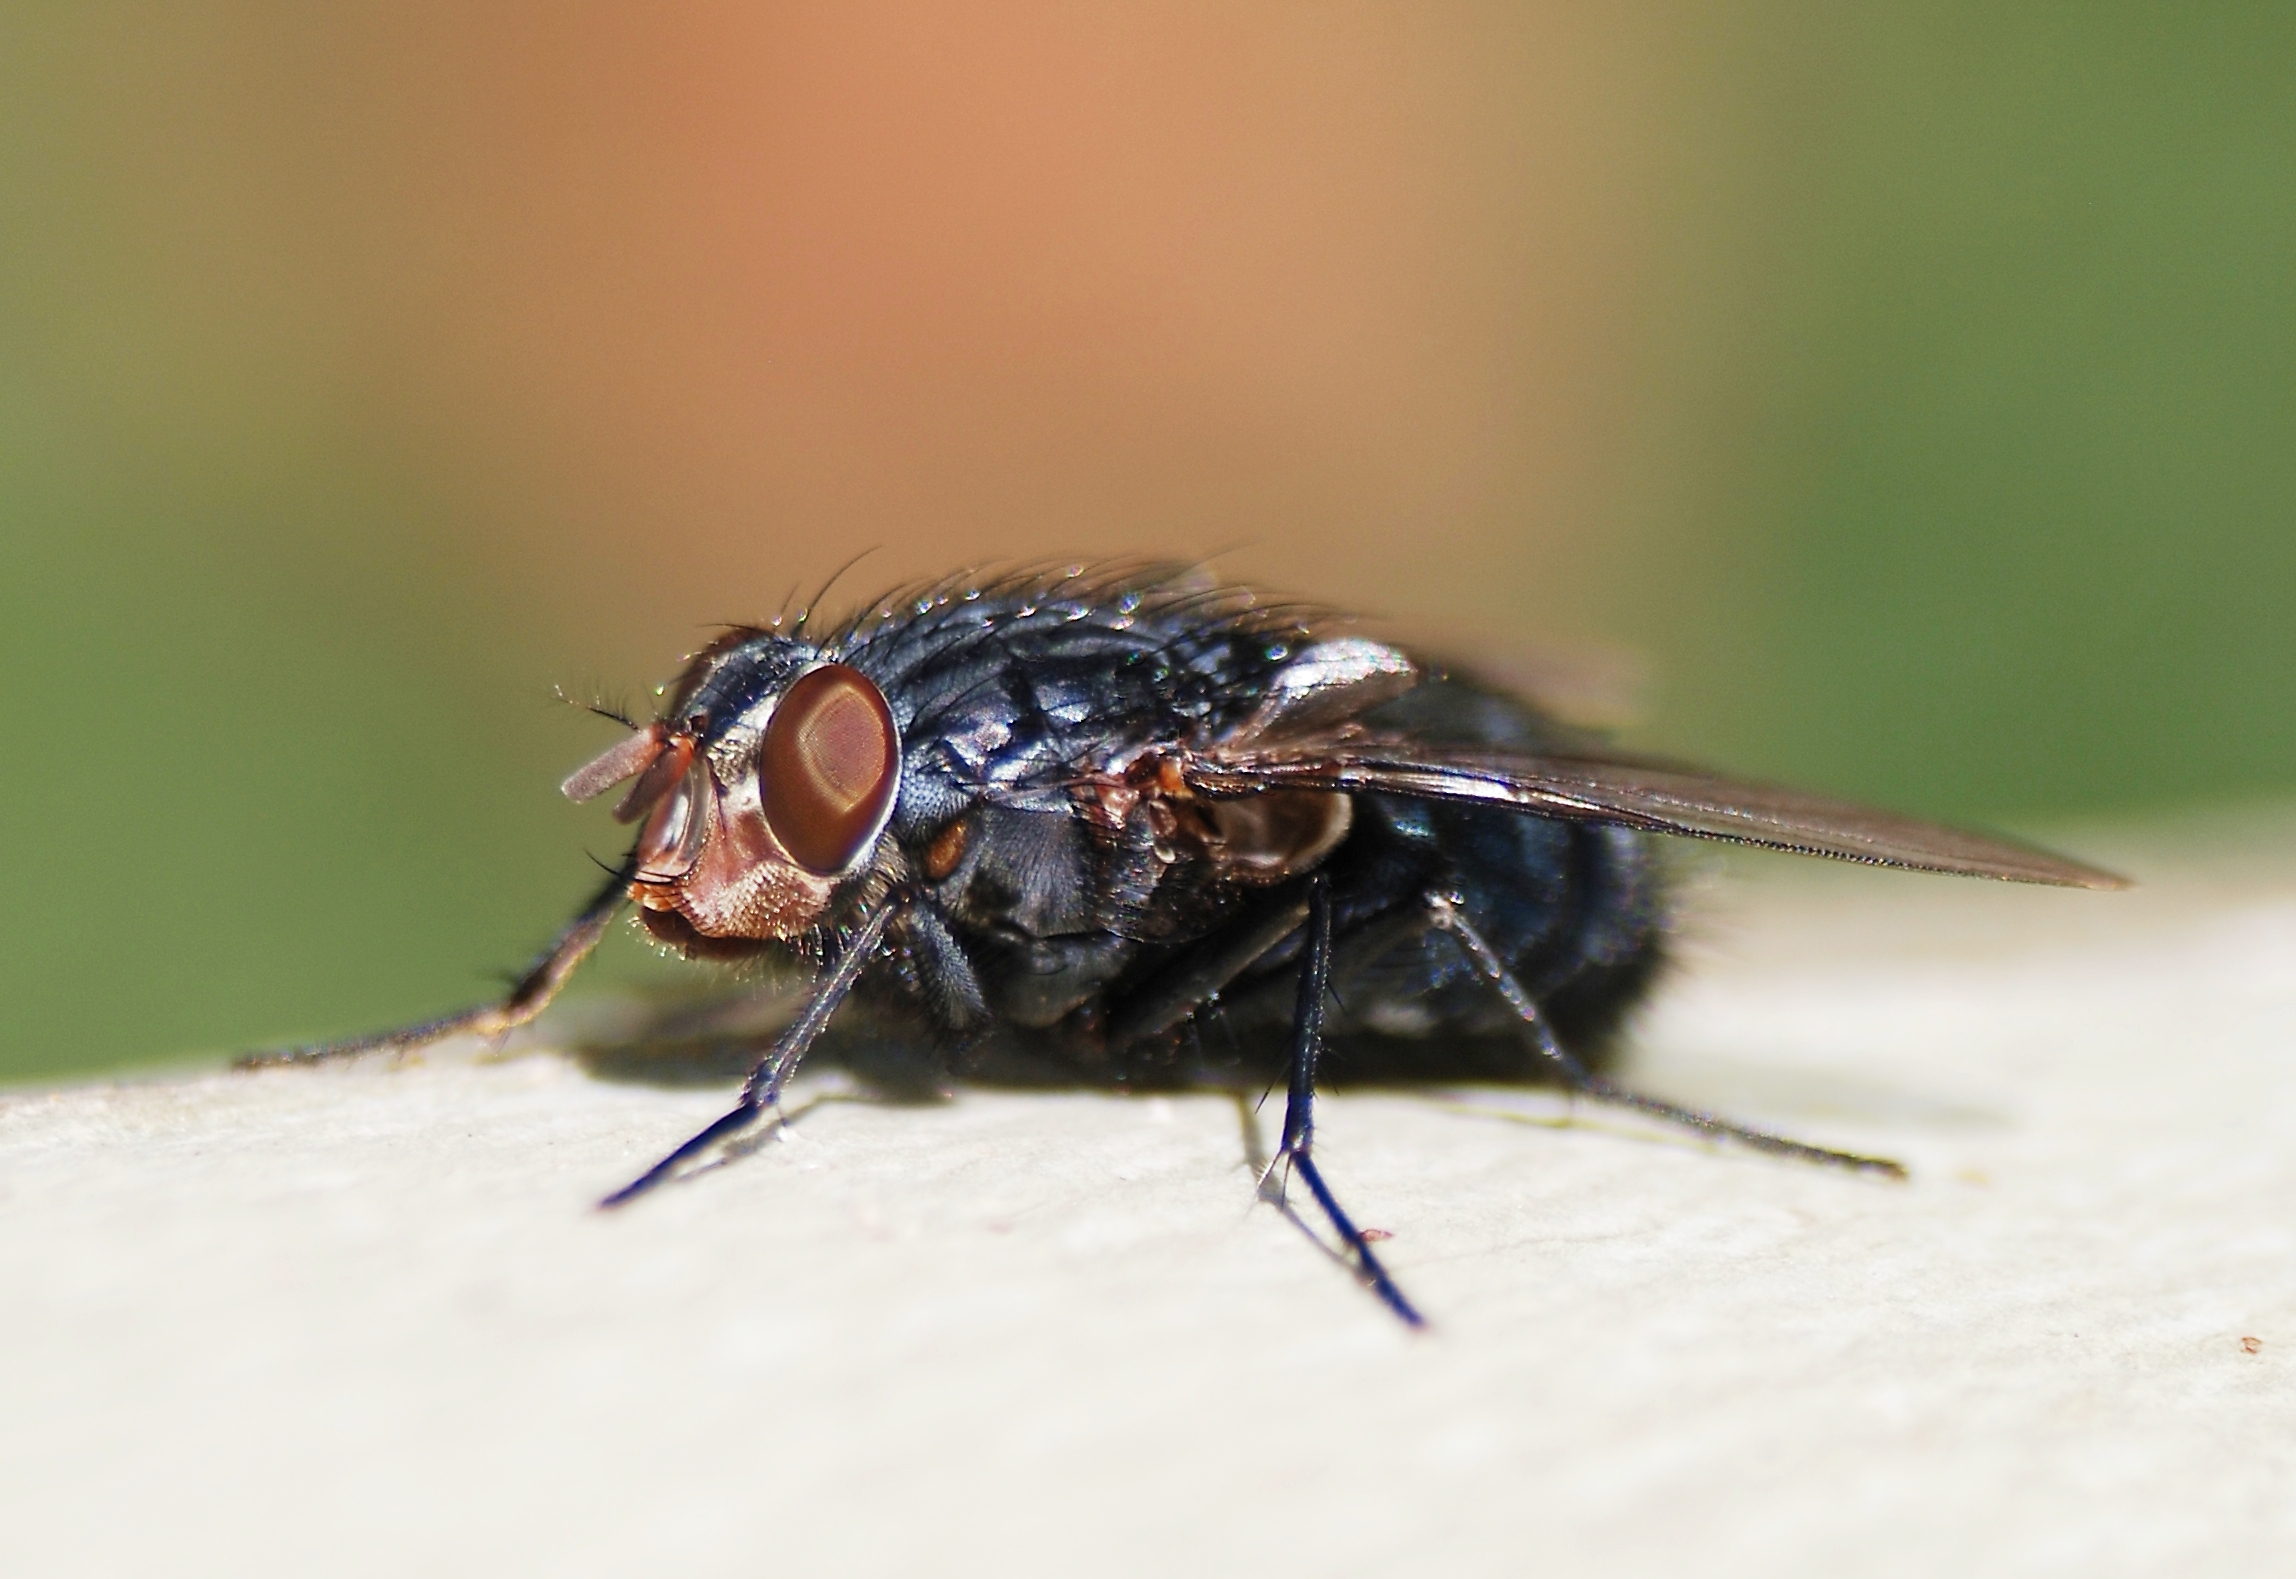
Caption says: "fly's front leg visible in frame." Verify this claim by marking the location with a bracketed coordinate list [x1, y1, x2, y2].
[236, 858, 635, 1069]
[1271, 874, 1427, 1328]
[1426, 895, 1904, 1179]
[598, 897, 904, 1208]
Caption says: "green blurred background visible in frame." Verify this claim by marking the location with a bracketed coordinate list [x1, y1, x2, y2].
[3, 4, 2290, 1081]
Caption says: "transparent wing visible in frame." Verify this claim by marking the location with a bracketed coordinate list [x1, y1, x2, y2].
[1184, 736, 2129, 889]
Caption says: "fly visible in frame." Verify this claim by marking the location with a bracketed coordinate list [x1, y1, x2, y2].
[243, 564, 2128, 1326]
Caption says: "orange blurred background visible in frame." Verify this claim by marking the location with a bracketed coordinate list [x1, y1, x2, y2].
[129, 4, 1661, 638]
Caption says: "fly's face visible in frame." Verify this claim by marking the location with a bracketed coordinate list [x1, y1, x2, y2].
[561, 641, 902, 947]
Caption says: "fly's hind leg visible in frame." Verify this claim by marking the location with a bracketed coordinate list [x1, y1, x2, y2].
[1426, 895, 1905, 1180]
[1268, 874, 1427, 1327]
[236, 859, 633, 1069]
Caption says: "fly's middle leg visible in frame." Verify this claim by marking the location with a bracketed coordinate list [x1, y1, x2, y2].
[1268, 873, 1427, 1327]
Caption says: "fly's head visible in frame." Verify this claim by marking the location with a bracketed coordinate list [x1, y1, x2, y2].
[561, 634, 902, 951]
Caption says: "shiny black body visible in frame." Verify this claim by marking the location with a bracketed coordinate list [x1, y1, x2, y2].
[717, 575, 1664, 1087]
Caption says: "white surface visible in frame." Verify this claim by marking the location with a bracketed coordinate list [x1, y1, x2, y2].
[6, 826, 2296, 1577]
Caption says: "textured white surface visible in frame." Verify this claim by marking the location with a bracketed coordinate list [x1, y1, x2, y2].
[6, 824, 2296, 1577]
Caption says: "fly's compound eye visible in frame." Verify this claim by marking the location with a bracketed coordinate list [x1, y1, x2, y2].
[758, 664, 901, 876]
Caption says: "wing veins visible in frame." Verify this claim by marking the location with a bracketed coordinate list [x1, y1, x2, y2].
[1186, 737, 2128, 890]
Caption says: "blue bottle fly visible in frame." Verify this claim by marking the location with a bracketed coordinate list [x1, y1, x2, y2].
[247, 565, 2125, 1325]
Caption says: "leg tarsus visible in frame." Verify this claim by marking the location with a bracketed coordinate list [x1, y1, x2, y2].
[1289, 1152, 1424, 1327]
[1572, 1072, 1906, 1180]
[1272, 874, 1428, 1329]
[597, 898, 902, 1209]
[1426, 894, 1906, 1181]
[236, 859, 633, 1069]
[598, 1102, 766, 1208]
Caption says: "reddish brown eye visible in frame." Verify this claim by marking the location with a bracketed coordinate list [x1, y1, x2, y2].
[758, 664, 901, 875]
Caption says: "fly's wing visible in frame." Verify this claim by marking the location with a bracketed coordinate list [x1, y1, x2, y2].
[1184, 735, 2129, 889]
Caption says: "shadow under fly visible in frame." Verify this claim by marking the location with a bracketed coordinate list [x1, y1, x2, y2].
[242, 564, 2127, 1327]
